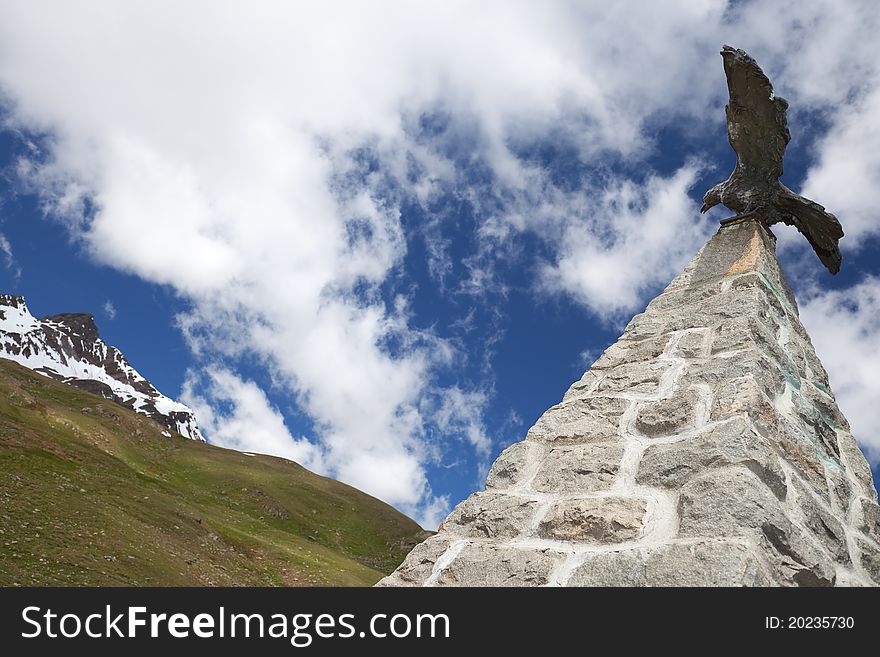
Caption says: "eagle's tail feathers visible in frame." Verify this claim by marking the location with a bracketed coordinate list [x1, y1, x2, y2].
[776, 188, 843, 275]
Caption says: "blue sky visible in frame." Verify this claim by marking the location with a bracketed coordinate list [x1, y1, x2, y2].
[1, 1, 879, 526]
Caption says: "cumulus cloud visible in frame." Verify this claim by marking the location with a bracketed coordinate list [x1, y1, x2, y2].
[801, 83, 880, 247]
[539, 165, 713, 321]
[103, 300, 116, 320]
[1, 1, 879, 522]
[434, 387, 493, 459]
[800, 278, 880, 463]
[182, 367, 326, 471]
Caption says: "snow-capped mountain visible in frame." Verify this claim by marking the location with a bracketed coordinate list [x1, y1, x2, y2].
[0, 294, 203, 440]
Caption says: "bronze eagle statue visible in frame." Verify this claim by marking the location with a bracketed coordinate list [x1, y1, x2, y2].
[701, 46, 844, 274]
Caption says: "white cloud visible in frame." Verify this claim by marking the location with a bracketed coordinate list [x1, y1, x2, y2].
[539, 165, 713, 321]
[800, 278, 880, 464]
[434, 387, 493, 459]
[103, 300, 116, 320]
[724, 1, 880, 104]
[801, 83, 880, 247]
[0, 231, 20, 281]
[0, 232, 14, 269]
[413, 495, 452, 534]
[182, 367, 326, 472]
[0, 1, 879, 522]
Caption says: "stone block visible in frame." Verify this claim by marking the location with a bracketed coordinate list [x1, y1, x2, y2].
[856, 537, 880, 585]
[531, 443, 623, 493]
[790, 477, 849, 563]
[726, 271, 790, 318]
[838, 434, 879, 503]
[784, 340, 808, 378]
[800, 340, 831, 387]
[635, 388, 699, 437]
[562, 371, 603, 401]
[638, 416, 787, 498]
[793, 392, 841, 461]
[374, 535, 453, 587]
[710, 376, 777, 433]
[567, 539, 773, 587]
[644, 540, 775, 586]
[710, 316, 799, 385]
[678, 467, 835, 586]
[678, 467, 786, 537]
[689, 221, 762, 284]
[853, 496, 880, 542]
[674, 330, 709, 358]
[622, 313, 667, 341]
[433, 544, 560, 587]
[660, 308, 718, 333]
[823, 464, 851, 516]
[644, 280, 723, 314]
[687, 350, 786, 399]
[594, 361, 671, 395]
[537, 497, 646, 543]
[800, 382, 850, 431]
[774, 416, 832, 497]
[485, 441, 540, 490]
[566, 550, 646, 586]
[710, 315, 777, 356]
[527, 396, 628, 444]
[442, 492, 538, 539]
[589, 335, 669, 370]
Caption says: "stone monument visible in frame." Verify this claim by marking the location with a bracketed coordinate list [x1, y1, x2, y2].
[378, 48, 880, 586]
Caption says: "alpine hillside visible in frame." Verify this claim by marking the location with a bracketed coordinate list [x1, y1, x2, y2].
[0, 357, 429, 585]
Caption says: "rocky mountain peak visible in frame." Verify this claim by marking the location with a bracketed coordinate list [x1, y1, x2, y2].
[0, 294, 27, 310]
[43, 312, 101, 343]
[0, 294, 203, 441]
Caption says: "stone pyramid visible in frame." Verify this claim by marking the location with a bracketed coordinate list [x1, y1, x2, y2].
[380, 216, 880, 586]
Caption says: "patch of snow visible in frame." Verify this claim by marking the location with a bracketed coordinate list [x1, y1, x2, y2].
[0, 300, 39, 334]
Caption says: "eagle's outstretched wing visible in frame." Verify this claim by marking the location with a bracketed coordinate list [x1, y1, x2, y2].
[777, 185, 844, 274]
[722, 45, 790, 181]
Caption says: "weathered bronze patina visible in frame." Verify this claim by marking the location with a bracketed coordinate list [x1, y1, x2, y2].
[701, 46, 844, 274]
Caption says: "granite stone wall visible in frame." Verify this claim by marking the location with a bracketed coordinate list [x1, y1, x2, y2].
[379, 218, 880, 586]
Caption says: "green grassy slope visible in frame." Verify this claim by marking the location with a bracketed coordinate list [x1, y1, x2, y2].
[0, 359, 429, 586]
